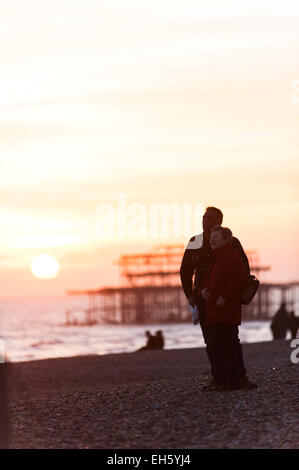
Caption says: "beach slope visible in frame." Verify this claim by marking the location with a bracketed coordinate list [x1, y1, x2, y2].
[7, 340, 299, 449]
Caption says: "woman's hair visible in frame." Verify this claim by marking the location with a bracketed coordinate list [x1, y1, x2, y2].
[211, 225, 232, 243]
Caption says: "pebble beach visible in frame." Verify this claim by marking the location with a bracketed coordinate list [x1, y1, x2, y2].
[6, 340, 299, 449]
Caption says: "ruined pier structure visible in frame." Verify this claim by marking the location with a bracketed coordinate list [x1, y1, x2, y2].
[66, 245, 299, 325]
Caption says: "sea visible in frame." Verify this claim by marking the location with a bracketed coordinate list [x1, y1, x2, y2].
[0, 295, 288, 363]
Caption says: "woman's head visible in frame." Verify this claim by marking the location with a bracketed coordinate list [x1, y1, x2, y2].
[209, 225, 232, 250]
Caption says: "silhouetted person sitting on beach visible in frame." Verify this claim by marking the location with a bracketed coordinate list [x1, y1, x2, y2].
[153, 330, 164, 350]
[287, 311, 299, 339]
[270, 303, 289, 340]
[137, 330, 165, 351]
[137, 330, 156, 351]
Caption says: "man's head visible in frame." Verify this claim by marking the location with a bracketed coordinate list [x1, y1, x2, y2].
[202, 207, 223, 233]
[209, 225, 232, 250]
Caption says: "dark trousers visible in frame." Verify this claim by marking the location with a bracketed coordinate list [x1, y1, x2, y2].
[206, 323, 243, 388]
[197, 300, 246, 380]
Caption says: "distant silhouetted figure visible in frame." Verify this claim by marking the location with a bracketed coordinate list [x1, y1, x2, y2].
[137, 330, 165, 351]
[270, 303, 289, 340]
[137, 330, 156, 351]
[153, 330, 164, 350]
[288, 311, 299, 339]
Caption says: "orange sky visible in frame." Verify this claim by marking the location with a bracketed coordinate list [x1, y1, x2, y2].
[1, 0, 299, 296]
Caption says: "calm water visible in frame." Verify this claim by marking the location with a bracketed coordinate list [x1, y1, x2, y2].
[0, 296, 282, 363]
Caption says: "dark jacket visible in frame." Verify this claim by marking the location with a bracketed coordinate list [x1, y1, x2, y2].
[202, 244, 247, 325]
[180, 232, 249, 301]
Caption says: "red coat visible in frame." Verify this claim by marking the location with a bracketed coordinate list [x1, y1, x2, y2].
[200, 243, 247, 325]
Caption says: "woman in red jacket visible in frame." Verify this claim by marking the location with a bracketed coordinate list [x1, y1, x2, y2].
[201, 225, 247, 391]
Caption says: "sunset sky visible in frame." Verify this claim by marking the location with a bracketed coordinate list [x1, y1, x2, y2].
[1, 0, 299, 296]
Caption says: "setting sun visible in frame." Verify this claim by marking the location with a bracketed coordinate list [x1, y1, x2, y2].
[31, 254, 60, 280]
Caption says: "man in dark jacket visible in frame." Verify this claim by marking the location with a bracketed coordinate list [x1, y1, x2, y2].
[180, 206, 254, 389]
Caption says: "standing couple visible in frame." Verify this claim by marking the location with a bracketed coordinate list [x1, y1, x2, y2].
[180, 206, 257, 391]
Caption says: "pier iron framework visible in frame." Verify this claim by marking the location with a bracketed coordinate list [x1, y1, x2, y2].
[66, 245, 299, 325]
